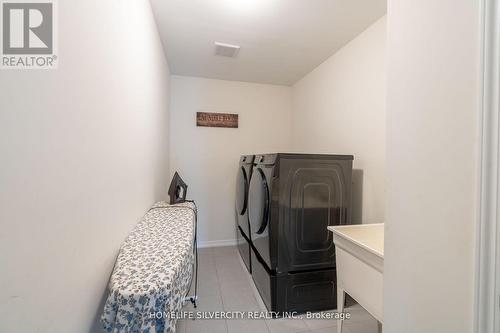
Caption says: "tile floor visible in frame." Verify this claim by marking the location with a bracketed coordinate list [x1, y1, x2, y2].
[176, 246, 379, 333]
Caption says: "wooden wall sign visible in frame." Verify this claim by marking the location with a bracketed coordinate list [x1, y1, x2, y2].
[196, 112, 238, 128]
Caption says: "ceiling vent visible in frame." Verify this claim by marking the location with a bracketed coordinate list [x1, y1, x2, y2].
[214, 42, 240, 58]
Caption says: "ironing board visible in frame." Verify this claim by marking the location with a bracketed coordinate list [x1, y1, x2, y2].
[101, 201, 196, 333]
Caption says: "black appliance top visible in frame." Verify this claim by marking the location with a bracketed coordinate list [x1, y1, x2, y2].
[253, 153, 354, 165]
[239, 155, 255, 165]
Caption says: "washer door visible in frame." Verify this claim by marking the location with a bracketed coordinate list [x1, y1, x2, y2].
[236, 166, 249, 215]
[248, 167, 270, 235]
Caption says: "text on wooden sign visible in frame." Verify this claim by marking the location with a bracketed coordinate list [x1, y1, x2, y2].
[196, 112, 238, 128]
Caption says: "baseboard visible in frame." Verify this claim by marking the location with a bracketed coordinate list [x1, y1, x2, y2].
[197, 239, 237, 248]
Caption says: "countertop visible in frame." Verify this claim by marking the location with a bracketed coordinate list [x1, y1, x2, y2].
[327, 223, 384, 258]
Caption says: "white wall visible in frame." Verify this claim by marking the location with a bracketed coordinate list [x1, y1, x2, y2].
[0, 1, 170, 332]
[169, 76, 292, 245]
[292, 16, 386, 224]
[384, 1, 479, 332]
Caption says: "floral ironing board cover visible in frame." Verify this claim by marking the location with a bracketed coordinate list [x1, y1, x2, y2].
[101, 201, 195, 333]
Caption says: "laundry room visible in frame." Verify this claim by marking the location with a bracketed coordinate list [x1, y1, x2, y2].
[165, 1, 386, 330]
[0, 1, 484, 333]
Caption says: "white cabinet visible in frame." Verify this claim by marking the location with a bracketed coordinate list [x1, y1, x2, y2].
[328, 223, 384, 333]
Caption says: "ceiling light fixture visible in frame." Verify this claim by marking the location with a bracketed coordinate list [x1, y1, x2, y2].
[214, 42, 241, 58]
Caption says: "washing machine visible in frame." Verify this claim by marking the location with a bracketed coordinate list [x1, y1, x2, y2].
[235, 155, 254, 272]
[248, 153, 353, 313]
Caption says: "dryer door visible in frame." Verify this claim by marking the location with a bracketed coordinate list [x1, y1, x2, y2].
[249, 167, 269, 234]
[236, 166, 249, 216]
[248, 167, 271, 267]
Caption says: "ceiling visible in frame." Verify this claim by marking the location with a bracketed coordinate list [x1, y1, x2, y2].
[150, 0, 386, 86]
